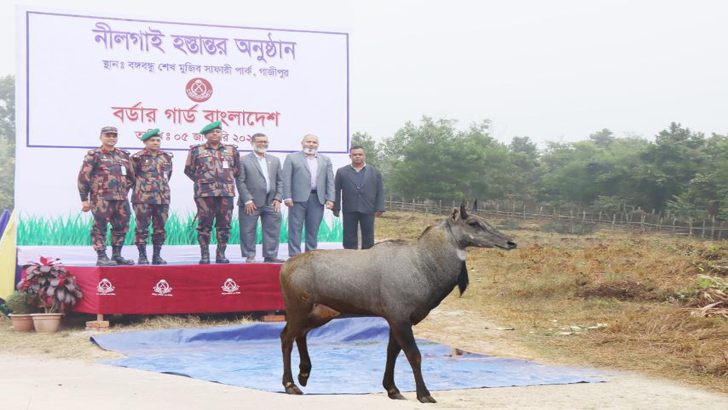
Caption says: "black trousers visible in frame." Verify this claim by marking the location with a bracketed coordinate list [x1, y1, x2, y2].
[343, 212, 376, 250]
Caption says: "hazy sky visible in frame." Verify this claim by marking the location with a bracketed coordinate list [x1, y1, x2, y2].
[2, 0, 727, 145]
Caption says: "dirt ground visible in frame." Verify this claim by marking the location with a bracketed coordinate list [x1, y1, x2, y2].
[3, 213, 727, 409]
[2, 308, 726, 410]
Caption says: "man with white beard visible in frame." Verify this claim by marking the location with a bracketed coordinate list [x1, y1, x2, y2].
[236, 133, 284, 263]
[282, 134, 335, 256]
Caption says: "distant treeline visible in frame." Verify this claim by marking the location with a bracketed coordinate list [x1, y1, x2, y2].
[0, 73, 726, 220]
[0, 75, 14, 211]
[354, 118, 728, 221]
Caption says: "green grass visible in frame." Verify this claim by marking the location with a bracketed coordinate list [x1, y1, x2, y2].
[18, 212, 343, 246]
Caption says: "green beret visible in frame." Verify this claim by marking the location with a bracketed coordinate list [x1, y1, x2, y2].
[200, 121, 222, 135]
[140, 128, 160, 141]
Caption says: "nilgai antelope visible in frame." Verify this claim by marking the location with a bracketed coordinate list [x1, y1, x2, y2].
[279, 201, 516, 403]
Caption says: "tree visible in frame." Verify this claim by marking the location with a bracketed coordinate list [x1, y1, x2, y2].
[589, 128, 615, 148]
[635, 123, 707, 211]
[538, 140, 604, 205]
[0, 75, 14, 144]
[537, 129, 649, 207]
[382, 117, 464, 200]
[381, 117, 515, 201]
[0, 75, 15, 211]
[507, 136, 540, 201]
[350, 132, 382, 170]
[678, 133, 728, 218]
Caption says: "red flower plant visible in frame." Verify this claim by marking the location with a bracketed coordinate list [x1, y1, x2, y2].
[18, 257, 83, 314]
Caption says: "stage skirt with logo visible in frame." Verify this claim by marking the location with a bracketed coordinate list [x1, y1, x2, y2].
[64, 263, 284, 314]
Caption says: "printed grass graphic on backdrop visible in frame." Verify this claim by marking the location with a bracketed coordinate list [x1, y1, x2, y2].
[18, 213, 343, 246]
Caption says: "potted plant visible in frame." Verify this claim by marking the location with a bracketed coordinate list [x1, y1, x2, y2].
[19, 256, 83, 333]
[5, 290, 36, 332]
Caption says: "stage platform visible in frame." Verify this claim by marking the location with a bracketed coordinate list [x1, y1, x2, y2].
[66, 262, 285, 315]
[18, 244, 343, 316]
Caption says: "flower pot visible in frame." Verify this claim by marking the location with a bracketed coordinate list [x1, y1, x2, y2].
[8, 313, 35, 332]
[31, 313, 64, 334]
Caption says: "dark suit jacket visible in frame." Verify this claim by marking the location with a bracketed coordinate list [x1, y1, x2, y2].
[333, 164, 385, 214]
[235, 153, 283, 207]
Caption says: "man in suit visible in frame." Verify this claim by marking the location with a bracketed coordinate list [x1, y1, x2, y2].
[282, 134, 335, 256]
[236, 133, 284, 263]
[333, 146, 385, 250]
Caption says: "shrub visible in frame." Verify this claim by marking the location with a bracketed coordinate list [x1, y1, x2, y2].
[4, 290, 35, 314]
[19, 257, 83, 313]
[541, 221, 596, 235]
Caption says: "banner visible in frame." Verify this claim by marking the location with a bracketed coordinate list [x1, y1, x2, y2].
[0, 210, 17, 299]
[15, 6, 350, 250]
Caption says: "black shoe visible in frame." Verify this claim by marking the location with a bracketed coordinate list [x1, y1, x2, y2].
[199, 245, 210, 264]
[264, 257, 285, 263]
[96, 250, 118, 267]
[152, 245, 167, 265]
[111, 246, 135, 265]
[137, 244, 149, 265]
[216, 245, 230, 264]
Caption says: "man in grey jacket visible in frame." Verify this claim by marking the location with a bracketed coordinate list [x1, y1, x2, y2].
[333, 146, 385, 249]
[282, 134, 335, 256]
[236, 133, 284, 263]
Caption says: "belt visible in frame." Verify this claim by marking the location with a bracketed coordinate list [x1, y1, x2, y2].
[311, 189, 317, 193]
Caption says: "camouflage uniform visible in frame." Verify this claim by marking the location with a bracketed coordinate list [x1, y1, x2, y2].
[184, 142, 240, 246]
[131, 149, 174, 246]
[78, 147, 134, 251]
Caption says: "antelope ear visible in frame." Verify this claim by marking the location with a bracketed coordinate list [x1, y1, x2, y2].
[451, 207, 462, 221]
[460, 201, 469, 219]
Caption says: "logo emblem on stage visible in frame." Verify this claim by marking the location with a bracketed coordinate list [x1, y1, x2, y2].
[221, 278, 241, 295]
[97, 278, 116, 296]
[186, 77, 213, 102]
[152, 279, 173, 296]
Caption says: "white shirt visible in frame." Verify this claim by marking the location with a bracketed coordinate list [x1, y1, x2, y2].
[256, 153, 271, 193]
[306, 154, 318, 190]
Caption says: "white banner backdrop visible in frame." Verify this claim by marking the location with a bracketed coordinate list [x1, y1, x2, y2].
[15, 6, 351, 248]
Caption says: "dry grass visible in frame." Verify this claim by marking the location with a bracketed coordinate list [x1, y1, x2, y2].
[2, 211, 726, 393]
[375, 212, 728, 392]
[0, 313, 255, 362]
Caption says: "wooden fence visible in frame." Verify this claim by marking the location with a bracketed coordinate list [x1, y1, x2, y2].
[385, 198, 728, 240]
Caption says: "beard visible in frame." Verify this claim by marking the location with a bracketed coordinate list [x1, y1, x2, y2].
[254, 146, 268, 154]
[303, 147, 318, 155]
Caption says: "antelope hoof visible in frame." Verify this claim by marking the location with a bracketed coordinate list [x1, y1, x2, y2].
[298, 372, 310, 387]
[388, 390, 406, 400]
[284, 383, 303, 395]
[417, 395, 437, 403]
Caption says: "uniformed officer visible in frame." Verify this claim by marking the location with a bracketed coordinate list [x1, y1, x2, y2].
[130, 128, 173, 265]
[78, 126, 135, 266]
[184, 121, 240, 264]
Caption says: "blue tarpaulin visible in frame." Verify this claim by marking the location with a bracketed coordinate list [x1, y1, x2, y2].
[92, 317, 603, 394]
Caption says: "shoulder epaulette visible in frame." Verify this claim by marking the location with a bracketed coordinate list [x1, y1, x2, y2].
[162, 151, 174, 158]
